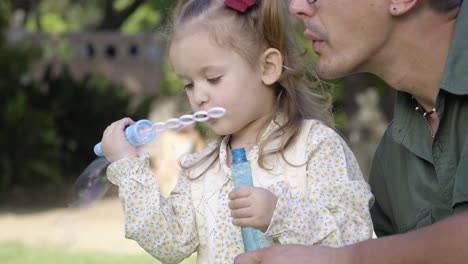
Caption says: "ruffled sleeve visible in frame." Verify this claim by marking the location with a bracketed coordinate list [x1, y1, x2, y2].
[264, 124, 374, 247]
[106, 153, 198, 264]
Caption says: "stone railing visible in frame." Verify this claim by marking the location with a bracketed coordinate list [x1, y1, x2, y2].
[9, 30, 167, 95]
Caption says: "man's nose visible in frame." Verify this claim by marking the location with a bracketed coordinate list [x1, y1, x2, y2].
[289, 0, 316, 20]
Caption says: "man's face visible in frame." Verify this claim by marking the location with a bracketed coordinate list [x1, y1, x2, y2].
[289, 0, 392, 79]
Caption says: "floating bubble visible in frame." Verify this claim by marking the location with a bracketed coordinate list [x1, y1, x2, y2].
[68, 157, 111, 208]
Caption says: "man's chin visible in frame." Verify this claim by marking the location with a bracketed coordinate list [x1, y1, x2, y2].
[315, 69, 343, 80]
[316, 63, 351, 80]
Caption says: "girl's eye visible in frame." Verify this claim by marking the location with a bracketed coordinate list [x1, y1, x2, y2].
[207, 76, 222, 84]
[184, 83, 194, 90]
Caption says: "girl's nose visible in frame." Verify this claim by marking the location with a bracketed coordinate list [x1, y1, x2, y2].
[193, 85, 209, 107]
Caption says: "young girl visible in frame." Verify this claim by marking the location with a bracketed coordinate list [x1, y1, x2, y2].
[100, 0, 374, 263]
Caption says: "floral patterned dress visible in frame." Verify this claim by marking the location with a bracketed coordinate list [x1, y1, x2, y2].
[107, 119, 374, 264]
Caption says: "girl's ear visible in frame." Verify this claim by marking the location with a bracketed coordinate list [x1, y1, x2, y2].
[260, 48, 283, 85]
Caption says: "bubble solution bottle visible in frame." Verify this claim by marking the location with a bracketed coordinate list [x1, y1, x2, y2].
[231, 147, 265, 251]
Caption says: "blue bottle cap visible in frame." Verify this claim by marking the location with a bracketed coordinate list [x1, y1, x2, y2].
[231, 148, 247, 164]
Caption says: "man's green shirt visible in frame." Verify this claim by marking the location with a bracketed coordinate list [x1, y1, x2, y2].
[369, 1, 468, 236]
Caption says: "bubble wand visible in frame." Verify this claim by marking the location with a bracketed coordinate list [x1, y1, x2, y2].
[93, 107, 226, 156]
[68, 107, 226, 208]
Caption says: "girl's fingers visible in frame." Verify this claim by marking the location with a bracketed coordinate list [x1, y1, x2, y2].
[228, 196, 252, 210]
[231, 206, 254, 218]
[232, 215, 254, 227]
[228, 186, 253, 200]
[120, 117, 135, 127]
[112, 117, 135, 133]
[103, 117, 134, 138]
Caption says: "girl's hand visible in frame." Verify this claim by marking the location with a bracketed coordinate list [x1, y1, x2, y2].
[101, 117, 137, 162]
[228, 186, 278, 232]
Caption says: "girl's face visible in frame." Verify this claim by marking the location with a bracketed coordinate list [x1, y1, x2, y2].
[169, 28, 276, 139]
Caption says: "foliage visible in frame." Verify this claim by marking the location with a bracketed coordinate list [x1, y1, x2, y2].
[24, 0, 101, 33]
[18, 0, 176, 33]
[0, 0, 10, 43]
[0, 42, 152, 190]
[121, 3, 160, 33]
[0, 0, 170, 190]
[0, 242, 197, 264]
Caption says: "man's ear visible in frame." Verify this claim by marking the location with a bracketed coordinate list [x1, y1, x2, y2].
[260, 48, 283, 85]
[389, 0, 418, 16]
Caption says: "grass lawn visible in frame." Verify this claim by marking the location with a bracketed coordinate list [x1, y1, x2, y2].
[0, 242, 197, 264]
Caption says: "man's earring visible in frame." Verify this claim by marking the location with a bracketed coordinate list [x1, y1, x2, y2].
[392, 7, 398, 13]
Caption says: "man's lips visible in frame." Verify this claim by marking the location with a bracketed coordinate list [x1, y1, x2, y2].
[312, 40, 324, 53]
[304, 29, 323, 41]
[304, 29, 325, 52]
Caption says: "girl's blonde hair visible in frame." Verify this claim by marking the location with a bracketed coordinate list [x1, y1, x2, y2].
[170, 0, 333, 177]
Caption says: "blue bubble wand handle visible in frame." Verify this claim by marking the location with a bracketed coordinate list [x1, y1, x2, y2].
[231, 147, 265, 252]
[94, 119, 156, 156]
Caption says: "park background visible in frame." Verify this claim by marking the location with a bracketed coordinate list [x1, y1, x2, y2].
[0, 0, 394, 263]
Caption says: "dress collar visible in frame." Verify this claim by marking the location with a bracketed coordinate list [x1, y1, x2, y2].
[218, 113, 284, 176]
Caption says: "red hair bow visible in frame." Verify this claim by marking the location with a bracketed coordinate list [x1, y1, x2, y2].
[224, 0, 256, 13]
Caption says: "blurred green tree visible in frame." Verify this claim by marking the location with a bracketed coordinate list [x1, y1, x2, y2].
[7, 0, 176, 33]
[0, 0, 159, 191]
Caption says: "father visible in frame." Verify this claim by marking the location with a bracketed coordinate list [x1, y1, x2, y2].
[235, 0, 468, 263]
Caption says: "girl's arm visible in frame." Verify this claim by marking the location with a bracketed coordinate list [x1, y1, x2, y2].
[264, 124, 374, 247]
[107, 154, 198, 264]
